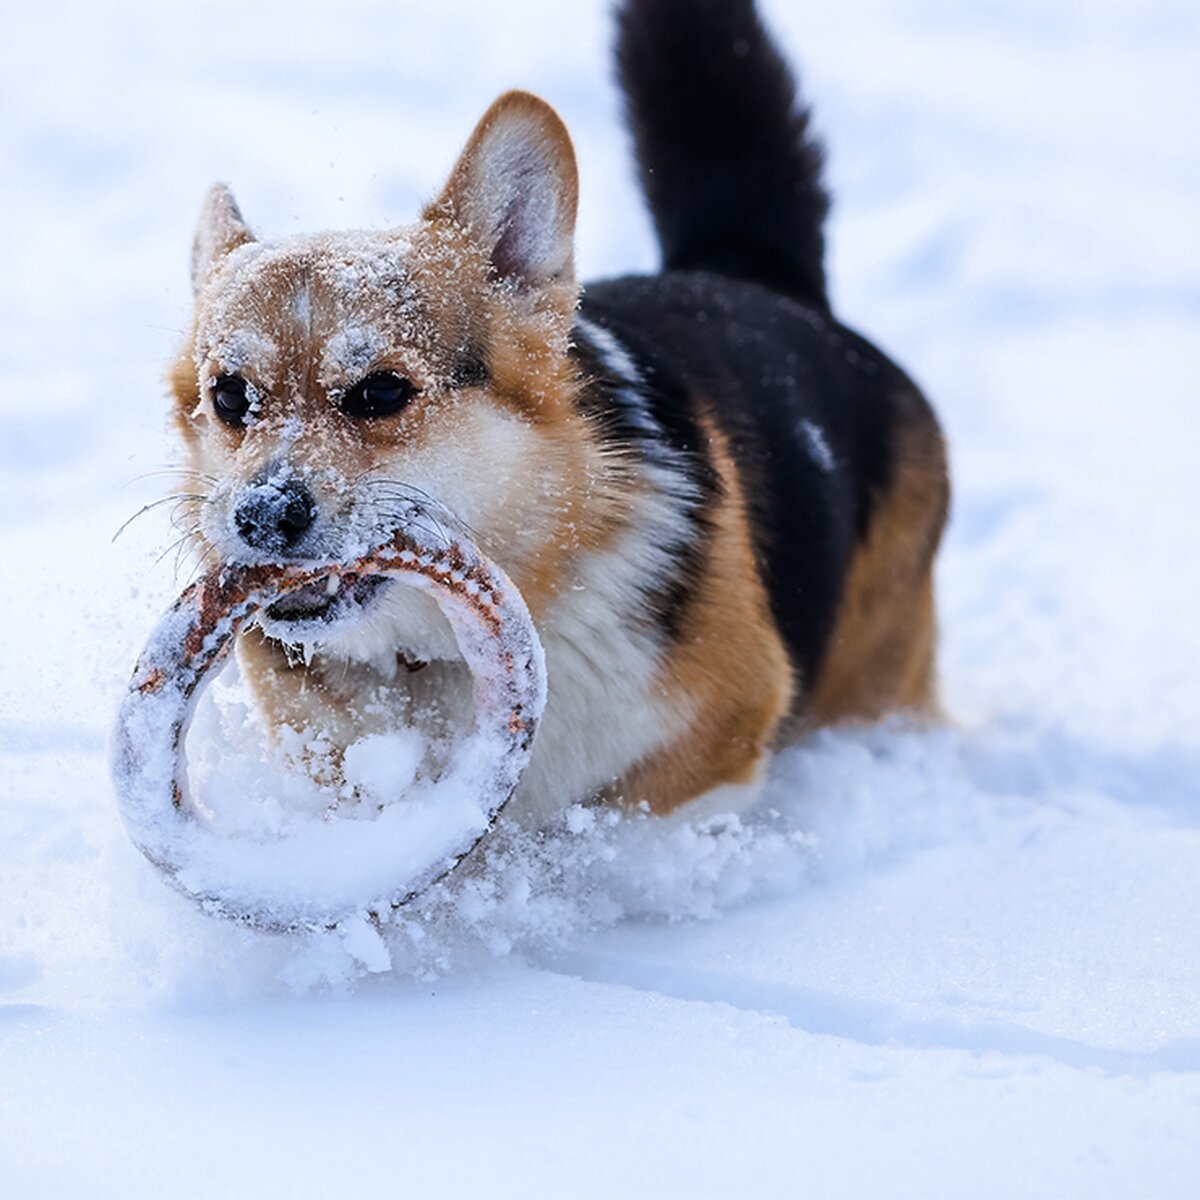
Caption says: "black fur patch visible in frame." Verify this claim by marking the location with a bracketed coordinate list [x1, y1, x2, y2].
[448, 349, 489, 390]
[616, 0, 830, 309]
[579, 273, 935, 686]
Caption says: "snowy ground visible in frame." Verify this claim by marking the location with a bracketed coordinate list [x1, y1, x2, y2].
[2, 0, 1199, 1195]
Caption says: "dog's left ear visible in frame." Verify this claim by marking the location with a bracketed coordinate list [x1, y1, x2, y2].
[426, 91, 578, 305]
[191, 183, 255, 293]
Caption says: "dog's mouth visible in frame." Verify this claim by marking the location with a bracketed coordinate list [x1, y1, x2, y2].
[262, 572, 389, 628]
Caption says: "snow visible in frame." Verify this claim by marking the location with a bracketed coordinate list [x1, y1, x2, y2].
[2, 0, 1199, 1196]
[799, 416, 837, 472]
[341, 728, 425, 803]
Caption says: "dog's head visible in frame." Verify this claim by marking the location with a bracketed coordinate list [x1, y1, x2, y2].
[170, 92, 601, 653]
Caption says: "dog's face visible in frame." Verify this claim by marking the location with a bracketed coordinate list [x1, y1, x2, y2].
[170, 93, 600, 660]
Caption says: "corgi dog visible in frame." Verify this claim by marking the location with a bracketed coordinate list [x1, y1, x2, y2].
[169, 0, 948, 829]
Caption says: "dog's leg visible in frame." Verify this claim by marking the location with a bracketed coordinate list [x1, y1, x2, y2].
[612, 417, 794, 814]
[235, 629, 368, 787]
[803, 403, 949, 726]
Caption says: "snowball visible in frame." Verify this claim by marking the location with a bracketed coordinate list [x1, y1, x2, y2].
[342, 730, 426, 805]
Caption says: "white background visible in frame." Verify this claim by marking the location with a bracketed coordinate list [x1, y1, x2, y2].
[1, 1, 1198, 1195]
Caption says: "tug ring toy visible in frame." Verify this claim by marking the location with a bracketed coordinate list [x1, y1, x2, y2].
[111, 527, 545, 932]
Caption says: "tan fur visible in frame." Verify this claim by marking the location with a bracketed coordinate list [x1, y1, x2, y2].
[801, 398, 949, 727]
[613, 415, 794, 814]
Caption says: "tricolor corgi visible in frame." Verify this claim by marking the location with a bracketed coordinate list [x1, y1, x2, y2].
[168, 0, 949, 828]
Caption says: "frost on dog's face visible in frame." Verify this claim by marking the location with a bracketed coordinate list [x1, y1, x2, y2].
[169, 93, 601, 644]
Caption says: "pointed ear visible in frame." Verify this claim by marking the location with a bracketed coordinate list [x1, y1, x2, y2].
[425, 91, 578, 296]
[191, 183, 255, 292]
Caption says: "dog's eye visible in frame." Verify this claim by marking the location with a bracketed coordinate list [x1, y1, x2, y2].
[341, 372, 418, 420]
[211, 374, 251, 427]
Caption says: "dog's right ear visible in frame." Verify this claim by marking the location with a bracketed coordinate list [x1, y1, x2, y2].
[191, 183, 255, 292]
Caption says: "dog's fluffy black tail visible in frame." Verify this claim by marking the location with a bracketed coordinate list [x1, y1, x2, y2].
[616, 0, 830, 311]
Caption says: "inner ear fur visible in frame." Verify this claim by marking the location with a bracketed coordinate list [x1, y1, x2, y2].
[191, 183, 255, 293]
[424, 91, 579, 303]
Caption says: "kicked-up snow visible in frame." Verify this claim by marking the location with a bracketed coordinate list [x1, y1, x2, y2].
[1, 0, 1198, 1196]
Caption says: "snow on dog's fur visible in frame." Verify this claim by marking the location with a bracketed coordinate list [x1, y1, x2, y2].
[167, 0, 949, 829]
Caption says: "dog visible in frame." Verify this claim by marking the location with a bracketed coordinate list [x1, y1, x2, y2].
[168, 0, 949, 829]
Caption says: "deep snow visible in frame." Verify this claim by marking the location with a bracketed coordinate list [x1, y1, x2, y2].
[1, 0, 1198, 1196]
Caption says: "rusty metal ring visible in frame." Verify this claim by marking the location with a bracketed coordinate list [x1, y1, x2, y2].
[110, 529, 545, 933]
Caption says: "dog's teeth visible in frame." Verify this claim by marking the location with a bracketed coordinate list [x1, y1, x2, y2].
[325, 574, 340, 597]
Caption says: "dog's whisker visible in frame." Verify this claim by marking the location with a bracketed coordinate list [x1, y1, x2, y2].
[167, 499, 206, 536]
[173, 535, 195, 578]
[112, 493, 209, 544]
[122, 467, 218, 489]
[154, 532, 196, 569]
[361, 478, 456, 517]
[358, 474, 435, 498]
[182, 541, 223, 589]
[367, 509, 454, 549]
[364, 487, 480, 543]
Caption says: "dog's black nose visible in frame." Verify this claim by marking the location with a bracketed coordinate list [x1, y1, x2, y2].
[234, 478, 316, 555]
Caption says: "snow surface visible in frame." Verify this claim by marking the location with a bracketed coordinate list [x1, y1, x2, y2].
[2, 0, 1199, 1196]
